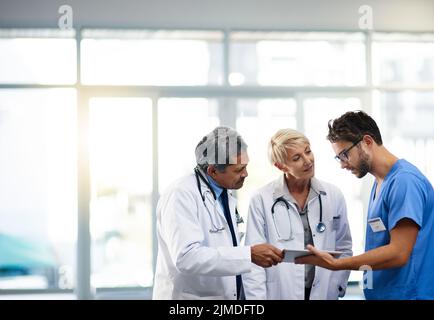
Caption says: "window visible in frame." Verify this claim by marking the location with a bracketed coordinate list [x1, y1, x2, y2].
[0, 89, 77, 289]
[373, 91, 434, 183]
[81, 30, 223, 85]
[0, 29, 76, 84]
[373, 33, 434, 85]
[372, 33, 434, 183]
[158, 98, 220, 193]
[89, 98, 154, 288]
[230, 32, 366, 86]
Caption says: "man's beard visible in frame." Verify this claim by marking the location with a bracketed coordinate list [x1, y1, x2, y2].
[355, 149, 370, 178]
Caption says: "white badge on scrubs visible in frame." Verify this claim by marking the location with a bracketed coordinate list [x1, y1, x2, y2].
[368, 217, 386, 232]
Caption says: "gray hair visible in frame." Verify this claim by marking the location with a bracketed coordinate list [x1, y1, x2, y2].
[195, 126, 248, 172]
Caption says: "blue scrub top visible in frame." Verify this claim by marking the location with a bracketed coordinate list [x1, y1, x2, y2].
[364, 159, 434, 300]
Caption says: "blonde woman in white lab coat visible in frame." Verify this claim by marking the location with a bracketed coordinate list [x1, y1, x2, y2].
[243, 128, 353, 300]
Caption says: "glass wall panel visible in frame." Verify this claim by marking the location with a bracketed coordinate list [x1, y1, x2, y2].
[158, 98, 220, 193]
[0, 89, 77, 289]
[89, 98, 153, 288]
[230, 32, 365, 86]
[0, 29, 76, 84]
[81, 30, 223, 85]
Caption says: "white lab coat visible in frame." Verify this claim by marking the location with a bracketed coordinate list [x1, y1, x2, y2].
[243, 176, 352, 300]
[152, 172, 251, 300]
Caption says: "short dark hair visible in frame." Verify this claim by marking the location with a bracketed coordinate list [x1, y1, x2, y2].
[327, 110, 383, 145]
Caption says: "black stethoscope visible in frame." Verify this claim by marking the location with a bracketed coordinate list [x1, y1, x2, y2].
[194, 166, 244, 233]
[271, 191, 326, 241]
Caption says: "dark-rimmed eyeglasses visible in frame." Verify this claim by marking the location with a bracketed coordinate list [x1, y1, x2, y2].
[334, 138, 363, 163]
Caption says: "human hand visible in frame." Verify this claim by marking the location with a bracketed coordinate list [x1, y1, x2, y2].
[251, 243, 284, 268]
[295, 245, 340, 270]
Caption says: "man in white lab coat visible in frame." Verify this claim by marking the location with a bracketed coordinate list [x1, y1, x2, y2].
[153, 126, 284, 300]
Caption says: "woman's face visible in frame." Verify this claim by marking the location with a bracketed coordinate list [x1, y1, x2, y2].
[281, 143, 315, 180]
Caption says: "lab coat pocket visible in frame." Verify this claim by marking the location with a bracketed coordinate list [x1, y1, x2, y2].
[332, 216, 341, 231]
[323, 220, 337, 250]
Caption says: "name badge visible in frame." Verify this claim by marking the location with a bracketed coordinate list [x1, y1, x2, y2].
[368, 217, 386, 232]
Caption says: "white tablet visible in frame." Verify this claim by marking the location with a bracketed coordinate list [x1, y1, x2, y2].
[282, 249, 343, 263]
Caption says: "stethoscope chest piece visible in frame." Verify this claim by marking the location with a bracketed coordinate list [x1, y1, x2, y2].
[316, 221, 326, 233]
[315, 191, 326, 233]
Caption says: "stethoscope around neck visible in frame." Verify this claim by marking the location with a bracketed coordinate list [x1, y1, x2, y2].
[194, 166, 244, 233]
[271, 191, 326, 241]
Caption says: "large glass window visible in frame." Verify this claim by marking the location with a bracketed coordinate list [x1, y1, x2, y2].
[89, 98, 153, 288]
[230, 32, 366, 86]
[373, 91, 434, 183]
[0, 89, 77, 289]
[158, 98, 220, 193]
[81, 30, 223, 85]
[0, 30, 76, 84]
[373, 33, 434, 85]
[372, 32, 434, 185]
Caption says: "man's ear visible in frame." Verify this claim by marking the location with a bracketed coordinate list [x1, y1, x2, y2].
[362, 134, 375, 148]
[207, 165, 217, 178]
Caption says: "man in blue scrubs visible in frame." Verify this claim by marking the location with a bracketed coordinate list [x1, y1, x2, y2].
[296, 111, 434, 300]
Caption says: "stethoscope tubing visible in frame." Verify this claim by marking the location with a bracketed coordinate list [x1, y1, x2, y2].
[194, 166, 244, 232]
[271, 191, 326, 240]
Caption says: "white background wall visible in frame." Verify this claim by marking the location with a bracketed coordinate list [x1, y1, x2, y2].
[0, 0, 434, 31]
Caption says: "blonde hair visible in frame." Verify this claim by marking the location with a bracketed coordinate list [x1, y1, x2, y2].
[268, 128, 310, 166]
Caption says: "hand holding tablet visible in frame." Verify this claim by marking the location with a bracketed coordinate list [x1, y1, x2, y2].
[283, 249, 343, 263]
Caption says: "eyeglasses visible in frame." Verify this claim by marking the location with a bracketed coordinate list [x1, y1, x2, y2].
[334, 138, 362, 163]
